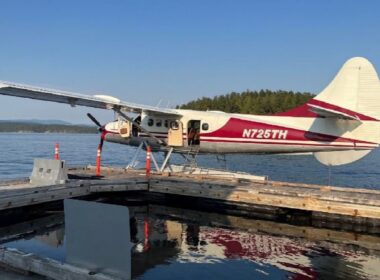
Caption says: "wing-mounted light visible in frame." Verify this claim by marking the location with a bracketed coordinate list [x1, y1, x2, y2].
[93, 95, 121, 110]
[94, 95, 120, 104]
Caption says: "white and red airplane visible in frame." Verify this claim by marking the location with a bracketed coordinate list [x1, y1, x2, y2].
[1, 57, 380, 167]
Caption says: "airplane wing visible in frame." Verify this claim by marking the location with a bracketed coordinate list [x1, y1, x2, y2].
[0, 80, 181, 116]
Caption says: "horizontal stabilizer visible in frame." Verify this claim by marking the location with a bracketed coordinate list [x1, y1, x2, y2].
[307, 103, 361, 121]
[314, 150, 371, 166]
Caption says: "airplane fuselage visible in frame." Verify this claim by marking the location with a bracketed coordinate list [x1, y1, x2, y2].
[102, 109, 379, 154]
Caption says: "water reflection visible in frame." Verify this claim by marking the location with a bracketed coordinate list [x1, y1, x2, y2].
[2, 201, 380, 280]
[64, 199, 131, 279]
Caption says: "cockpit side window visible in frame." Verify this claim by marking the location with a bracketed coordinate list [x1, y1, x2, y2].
[148, 119, 154, 126]
[170, 121, 179, 130]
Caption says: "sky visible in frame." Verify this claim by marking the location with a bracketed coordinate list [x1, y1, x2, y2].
[0, 0, 379, 123]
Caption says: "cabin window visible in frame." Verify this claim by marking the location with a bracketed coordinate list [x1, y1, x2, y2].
[148, 118, 154, 126]
[170, 121, 179, 130]
[202, 123, 209, 131]
[156, 119, 162, 127]
[164, 120, 169, 128]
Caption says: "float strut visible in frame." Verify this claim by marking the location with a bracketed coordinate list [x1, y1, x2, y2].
[126, 142, 144, 169]
[160, 147, 174, 172]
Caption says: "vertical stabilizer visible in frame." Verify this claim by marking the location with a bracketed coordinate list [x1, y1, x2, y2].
[311, 57, 380, 120]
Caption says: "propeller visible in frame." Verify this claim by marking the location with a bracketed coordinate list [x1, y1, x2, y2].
[87, 113, 103, 130]
[86, 113, 106, 152]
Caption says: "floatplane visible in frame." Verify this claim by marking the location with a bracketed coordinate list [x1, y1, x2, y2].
[1, 57, 380, 170]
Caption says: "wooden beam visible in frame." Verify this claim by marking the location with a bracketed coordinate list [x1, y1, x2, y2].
[0, 248, 123, 280]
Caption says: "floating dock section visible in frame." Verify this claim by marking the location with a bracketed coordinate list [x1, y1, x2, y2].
[0, 165, 380, 223]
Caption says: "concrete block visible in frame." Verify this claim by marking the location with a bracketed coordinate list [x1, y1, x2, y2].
[30, 158, 68, 186]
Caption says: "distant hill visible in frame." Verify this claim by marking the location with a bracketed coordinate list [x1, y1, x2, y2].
[177, 90, 315, 114]
[0, 119, 73, 125]
[0, 121, 97, 134]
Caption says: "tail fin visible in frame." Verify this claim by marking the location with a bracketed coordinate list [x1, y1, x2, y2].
[311, 57, 380, 121]
[277, 57, 380, 120]
[277, 57, 380, 166]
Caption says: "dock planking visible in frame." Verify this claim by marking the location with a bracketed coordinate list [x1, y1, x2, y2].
[0, 247, 122, 280]
[0, 168, 148, 211]
[149, 174, 380, 220]
[1, 166, 380, 222]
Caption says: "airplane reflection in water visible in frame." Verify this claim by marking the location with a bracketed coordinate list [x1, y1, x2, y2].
[2, 201, 380, 280]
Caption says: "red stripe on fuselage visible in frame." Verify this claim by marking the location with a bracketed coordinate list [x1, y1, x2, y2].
[200, 138, 375, 149]
[274, 103, 317, 117]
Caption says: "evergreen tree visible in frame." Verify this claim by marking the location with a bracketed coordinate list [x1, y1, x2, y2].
[177, 90, 314, 114]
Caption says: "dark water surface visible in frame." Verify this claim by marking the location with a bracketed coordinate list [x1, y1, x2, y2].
[3, 200, 380, 280]
[1, 133, 380, 279]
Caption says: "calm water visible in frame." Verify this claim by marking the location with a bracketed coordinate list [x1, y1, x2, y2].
[1, 133, 380, 279]
[1, 133, 380, 188]
[3, 200, 380, 280]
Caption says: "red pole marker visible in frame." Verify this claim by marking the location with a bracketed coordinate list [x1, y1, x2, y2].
[96, 144, 101, 176]
[54, 143, 59, 160]
[146, 146, 151, 177]
[144, 217, 150, 251]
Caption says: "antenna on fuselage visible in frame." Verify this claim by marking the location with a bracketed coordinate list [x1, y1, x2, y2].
[156, 99, 162, 108]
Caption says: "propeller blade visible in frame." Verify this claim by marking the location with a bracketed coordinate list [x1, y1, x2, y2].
[87, 113, 102, 128]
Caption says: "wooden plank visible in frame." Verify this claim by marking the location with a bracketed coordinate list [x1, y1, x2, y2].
[0, 186, 91, 211]
[0, 214, 63, 244]
[151, 176, 380, 207]
[2, 166, 380, 220]
[90, 183, 147, 193]
[0, 176, 148, 211]
[150, 180, 380, 219]
[0, 248, 124, 280]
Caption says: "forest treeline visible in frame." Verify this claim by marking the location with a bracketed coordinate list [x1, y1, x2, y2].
[177, 90, 315, 114]
[0, 122, 97, 133]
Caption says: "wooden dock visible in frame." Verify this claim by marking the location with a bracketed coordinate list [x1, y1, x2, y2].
[0, 165, 380, 224]
[149, 173, 380, 221]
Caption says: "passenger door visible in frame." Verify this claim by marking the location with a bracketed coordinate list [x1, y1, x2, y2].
[168, 120, 183, 146]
